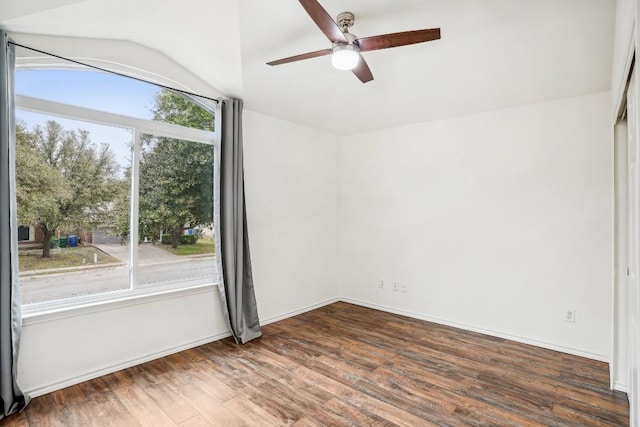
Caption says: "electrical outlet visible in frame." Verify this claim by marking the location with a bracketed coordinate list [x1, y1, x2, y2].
[400, 282, 407, 293]
[379, 279, 385, 289]
[393, 282, 399, 292]
[564, 309, 576, 323]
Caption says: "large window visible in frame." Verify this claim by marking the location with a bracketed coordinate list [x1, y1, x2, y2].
[14, 69, 219, 312]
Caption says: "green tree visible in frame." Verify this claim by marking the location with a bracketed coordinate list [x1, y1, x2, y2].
[16, 121, 70, 257]
[138, 91, 214, 248]
[102, 176, 130, 244]
[152, 90, 214, 131]
[16, 120, 120, 257]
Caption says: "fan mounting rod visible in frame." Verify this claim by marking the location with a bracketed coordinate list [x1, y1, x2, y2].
[336, 12, 354, 32]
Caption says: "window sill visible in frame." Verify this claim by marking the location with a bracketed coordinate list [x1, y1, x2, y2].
[22, 281, 220, 325]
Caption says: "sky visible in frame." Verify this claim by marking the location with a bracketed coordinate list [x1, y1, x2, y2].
[15, 69, 161, 170]
[16, 69, 159, 119]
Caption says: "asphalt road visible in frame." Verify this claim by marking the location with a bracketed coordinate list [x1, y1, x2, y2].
[19, 257, 216, 305]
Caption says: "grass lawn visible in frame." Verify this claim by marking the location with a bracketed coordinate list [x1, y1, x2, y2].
[18, 246, 120, 272]
[160, 239, 215, 256]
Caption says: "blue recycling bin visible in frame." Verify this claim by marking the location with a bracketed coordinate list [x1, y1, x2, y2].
[68, 235, 78, 247]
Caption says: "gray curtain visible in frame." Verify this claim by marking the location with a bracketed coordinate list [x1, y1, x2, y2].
[0, 31, 30, 420]
[214, 99, 261, 344]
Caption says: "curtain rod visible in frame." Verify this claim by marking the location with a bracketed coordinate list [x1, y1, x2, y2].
[8, 41, 221, 104]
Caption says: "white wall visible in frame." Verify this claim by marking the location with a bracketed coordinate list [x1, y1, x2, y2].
[17, 110, 341, 396]
[243, 110, 341, 320]
[3, 0, 244, 98]
[10, 33, 223, 100]
[19, 288, 229, 396]
[338, 92, 613, 360]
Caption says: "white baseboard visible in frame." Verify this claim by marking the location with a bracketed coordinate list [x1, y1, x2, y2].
[614, 381, 629, 393]
[261, 297, 339, 326]
[24, 331, 232, 398]
[339, 297, 610, 363]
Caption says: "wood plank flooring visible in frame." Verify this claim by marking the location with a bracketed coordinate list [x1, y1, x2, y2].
[2, 302, 629, 426]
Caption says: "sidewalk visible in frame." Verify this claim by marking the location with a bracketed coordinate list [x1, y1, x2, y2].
[19, 261, 124, 277]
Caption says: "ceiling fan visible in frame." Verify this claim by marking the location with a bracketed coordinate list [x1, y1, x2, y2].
[266, 0, 441, 83]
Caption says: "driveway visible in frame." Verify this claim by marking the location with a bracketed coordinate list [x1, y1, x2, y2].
[93, 243, 188, 267]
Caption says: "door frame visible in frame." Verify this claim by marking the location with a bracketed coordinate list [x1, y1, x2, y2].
[615, 115, 629, 393]
[612, 12, 636, 393]
[628, 69, 640, 427]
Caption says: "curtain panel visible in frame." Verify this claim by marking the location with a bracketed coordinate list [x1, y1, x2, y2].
[0, 30, 30, 420]
[214, 99, 261, 344]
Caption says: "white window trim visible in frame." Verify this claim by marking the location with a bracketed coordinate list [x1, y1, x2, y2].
[22, 282, 215, 319]
[17, 95, 215, 145]
[16, 93, 222, 316]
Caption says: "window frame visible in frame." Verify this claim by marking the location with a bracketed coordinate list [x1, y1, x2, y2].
[16, 90, 222, 316]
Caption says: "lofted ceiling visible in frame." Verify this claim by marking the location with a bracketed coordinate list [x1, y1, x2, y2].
[0, 0, 616, 135]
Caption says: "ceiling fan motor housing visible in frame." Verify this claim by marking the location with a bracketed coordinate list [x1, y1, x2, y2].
[337, 12, 355, 32]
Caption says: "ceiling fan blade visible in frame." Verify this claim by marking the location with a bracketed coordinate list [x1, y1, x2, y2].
[356, 28, 441, 52]
[267, 49, 332, 66]
[352, 55, 373, 83]
[298, 0, 347, 44]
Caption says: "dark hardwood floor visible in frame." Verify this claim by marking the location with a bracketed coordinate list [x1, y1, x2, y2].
[2, 302, 629, 426]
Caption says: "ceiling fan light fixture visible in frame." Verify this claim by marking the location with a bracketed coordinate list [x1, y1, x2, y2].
[331, 44, 360, 70]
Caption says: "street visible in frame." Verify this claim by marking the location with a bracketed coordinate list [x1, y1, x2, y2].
[19, 256, 216, 305]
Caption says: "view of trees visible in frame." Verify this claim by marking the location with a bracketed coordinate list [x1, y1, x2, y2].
[15, 90, 214, 256]
[16, 120, 120, 257]
[138, 91, 214, 248]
